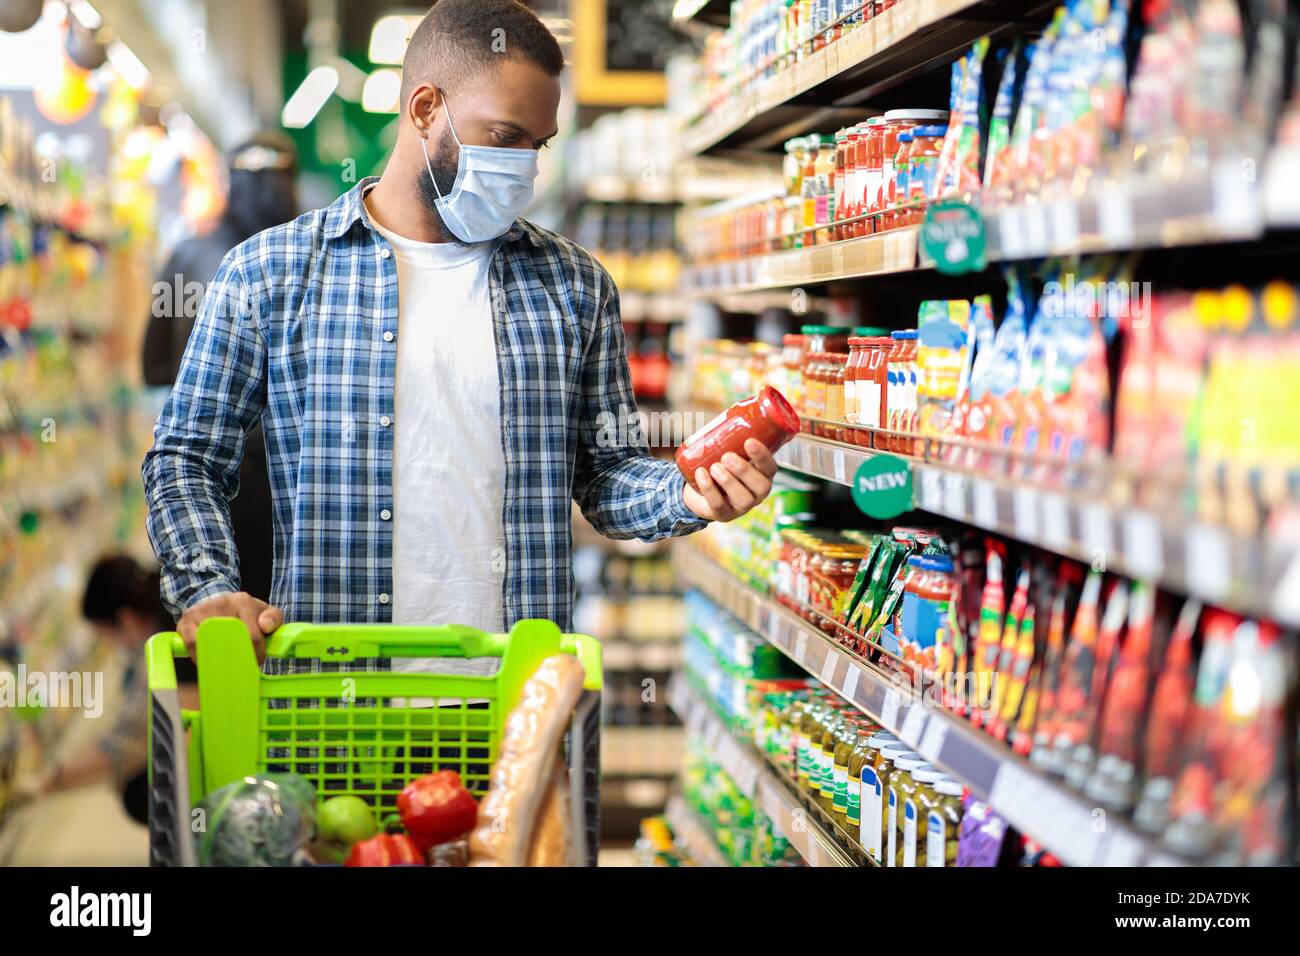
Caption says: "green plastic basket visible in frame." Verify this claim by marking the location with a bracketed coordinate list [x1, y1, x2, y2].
[147, 617, 603, 867]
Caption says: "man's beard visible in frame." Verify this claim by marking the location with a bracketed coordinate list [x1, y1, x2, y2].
[416, 124, 469, 246]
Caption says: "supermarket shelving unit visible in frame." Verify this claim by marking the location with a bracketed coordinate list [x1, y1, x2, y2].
[669, 0, 1300, 869]
[668, 675, 862, 866]
[769, 430, 1300, 629]
[664, 795, 730, 866]
[674, 542, 1188, 867]
[683, 155, 1278, 295]
[681, 0, 1054, 156]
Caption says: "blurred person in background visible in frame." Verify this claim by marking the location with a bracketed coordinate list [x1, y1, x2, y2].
[16, 556, 197, 825]
[142, 133, 299, 604]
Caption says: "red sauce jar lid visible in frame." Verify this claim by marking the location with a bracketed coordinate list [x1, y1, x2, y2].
[760, 385, 801, 436]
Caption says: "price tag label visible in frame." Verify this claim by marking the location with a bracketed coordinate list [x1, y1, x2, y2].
[942, 471, 968, 519]
[881, 689, 902, 730]
[1097, 828, 1144, 867]
[799, 441, 814, 472]
[1050, 200, 1081, 251]
[1122, 510, 1163, 580]
[918, 716, 948, 762]
[999, 208, 1025, 259]
[1040, 493, 1071, 550]
[972, 479, 998, 527]
[1023, 205, 1049, 254]
[1185, 523, 1231, 602]
[820, 651, 839, 687]
[804, 833, 823, 868]
[1212, 159, 1259, 236]
[920, 468, 943, 512]
[1080, 502, 1114, 564]
[1098, 187, 1136, 248]
[988, 761, 1094, 866]
[841, 664, 861, 702]
[1270, 546, 1300, 626]
[900, 704, 928, 746]
[832, 448, 847, 484]
[793, 632, 809, 665]
[1013, 487, 1041, 540]
[831, 243, 846, 277]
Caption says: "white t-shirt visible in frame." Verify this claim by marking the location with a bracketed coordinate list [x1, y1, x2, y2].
[365, 197, 507, 660]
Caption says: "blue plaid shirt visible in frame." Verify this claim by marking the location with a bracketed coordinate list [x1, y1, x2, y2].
[143, 178, 705, 631]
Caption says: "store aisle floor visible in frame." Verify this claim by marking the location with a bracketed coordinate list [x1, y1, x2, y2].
[0, 785, 146, 866]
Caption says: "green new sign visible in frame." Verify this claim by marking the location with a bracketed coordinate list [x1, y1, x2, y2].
[921, 199, 987, 275]
[851, 455, 914, 519]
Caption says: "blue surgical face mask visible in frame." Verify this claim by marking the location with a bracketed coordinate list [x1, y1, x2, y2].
[422, 97, 539, 243]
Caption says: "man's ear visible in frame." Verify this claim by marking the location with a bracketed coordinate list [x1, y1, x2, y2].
[406, 83, 443, 136]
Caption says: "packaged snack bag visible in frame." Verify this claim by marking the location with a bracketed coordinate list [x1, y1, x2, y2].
[935, 39, 990, 200]
[983, 39, 1027, 199]
[1084, 582, 1156, 810]
[916, 299, 973, 441]
[1031, 567, 1101, 774]
[1132, 599, 1201, 832]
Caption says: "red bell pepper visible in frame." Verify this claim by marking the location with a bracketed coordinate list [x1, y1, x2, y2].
[344, 833, 423, 867]
[397, 770, 479, 850]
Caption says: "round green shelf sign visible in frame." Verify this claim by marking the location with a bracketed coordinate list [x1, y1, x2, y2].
[851, 454, 914, 519]
[921, 199, 987, 275]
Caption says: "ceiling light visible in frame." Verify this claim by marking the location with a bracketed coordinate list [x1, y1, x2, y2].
[281, 64, 339, 128]
[368, 14, 421, 65]
[361, 68, 401, 113]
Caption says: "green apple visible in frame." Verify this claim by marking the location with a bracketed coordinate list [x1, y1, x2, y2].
[315, 795, 377, 863]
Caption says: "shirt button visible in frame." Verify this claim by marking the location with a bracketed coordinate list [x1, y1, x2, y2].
[382, 330, 394, 342]
[378, 593, 390, 605]
[380, 247, 392, 259]
[380, 508, 392, 521]
[379, 415, 392, 427]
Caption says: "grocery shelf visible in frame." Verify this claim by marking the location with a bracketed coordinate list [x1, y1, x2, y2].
[667, 676, 859, 866]
[683, 227, 919, 296]
[771, 430, 1300, 628]
[682, 152, 1291, 293]
[664, 795, 730, 867]
[682, 0, 1049, 156]
[674, 541, 1186, 867]
[950, 156, 1267, 264]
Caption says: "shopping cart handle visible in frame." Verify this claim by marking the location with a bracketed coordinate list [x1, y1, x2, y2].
[265, 622, 506, 661]
[146, 632, 187, 691]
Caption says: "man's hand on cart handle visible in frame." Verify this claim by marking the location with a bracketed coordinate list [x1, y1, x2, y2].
[684, 438, 778, 522]
[179, 591, 283, 663]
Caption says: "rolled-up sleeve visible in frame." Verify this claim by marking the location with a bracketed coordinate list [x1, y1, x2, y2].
[571, 277, 708, 541]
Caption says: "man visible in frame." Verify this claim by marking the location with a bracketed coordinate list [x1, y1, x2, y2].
[143, 0, 776, 659]
[142, 132, 299, 602]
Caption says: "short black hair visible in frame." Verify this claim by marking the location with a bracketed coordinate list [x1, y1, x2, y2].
[400, 0, 564, 106]
[82, 555, 170, 631]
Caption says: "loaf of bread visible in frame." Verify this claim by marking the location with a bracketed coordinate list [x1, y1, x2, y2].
[525, 760, 571, 867]
[468, 654, 584, 866]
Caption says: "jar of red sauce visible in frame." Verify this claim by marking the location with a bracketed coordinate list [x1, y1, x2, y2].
[858, 335, 889, 446]
[906, 125, 947, 224]
[888, 131, 915, 231]
[881, 110, 948, 226]
[844, 336, 868, 430]
[840, 126, 861, 239]
[862, 117, 886, 234]
[675, 385, 800, 488]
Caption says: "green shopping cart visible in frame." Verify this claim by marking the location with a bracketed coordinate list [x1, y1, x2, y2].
[147, 617, 603, 867]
